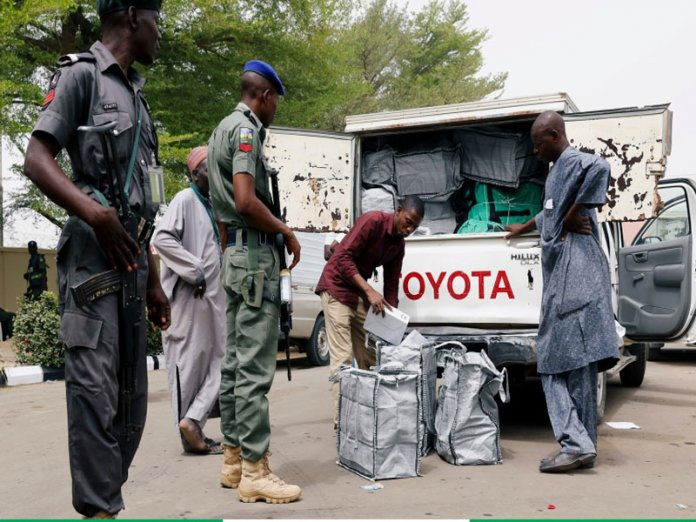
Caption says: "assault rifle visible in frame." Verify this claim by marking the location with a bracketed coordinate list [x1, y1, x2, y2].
[76, 120, 144, 440]
[268, 169, 293, 381]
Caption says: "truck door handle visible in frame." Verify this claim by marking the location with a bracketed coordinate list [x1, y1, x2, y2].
[632, 252, 648, 263]
[632, 273, 645, 284]
[511, 241, 540, 249]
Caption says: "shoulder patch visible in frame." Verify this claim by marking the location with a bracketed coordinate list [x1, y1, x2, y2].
[239, 127, 254, 153]
[57, 52, 96, 68]
[41, 70, 61, 109]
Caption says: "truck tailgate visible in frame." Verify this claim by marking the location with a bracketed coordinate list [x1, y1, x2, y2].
[397, 233, 542, 326]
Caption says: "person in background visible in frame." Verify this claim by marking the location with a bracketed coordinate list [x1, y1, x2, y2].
[22, 0, 170, 516]
[207, 59, 302, 504]
[505, 111, 619, 473]
[315, 196, 424, 427]
[0, 308, 15, 341]
[23, 240, 48, 300]
[152, 146, 226, 455]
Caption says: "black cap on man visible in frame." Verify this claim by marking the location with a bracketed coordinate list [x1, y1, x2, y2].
[97, 0, 162, 17]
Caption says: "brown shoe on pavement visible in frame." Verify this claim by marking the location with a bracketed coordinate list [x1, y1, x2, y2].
[238, 453, 301, 504]
[220, 444, 242, 488]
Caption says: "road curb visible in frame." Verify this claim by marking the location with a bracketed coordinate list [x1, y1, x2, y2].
[0, 355, 166, 387]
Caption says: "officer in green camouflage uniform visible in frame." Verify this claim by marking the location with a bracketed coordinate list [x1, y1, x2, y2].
[207, 60, 302, 504]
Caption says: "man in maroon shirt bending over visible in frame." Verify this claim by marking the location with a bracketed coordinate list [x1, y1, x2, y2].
[315, 195, 424, 426]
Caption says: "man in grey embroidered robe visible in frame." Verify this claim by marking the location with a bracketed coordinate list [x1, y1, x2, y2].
[152, 146, 226, 454]
[505, 111, 619, 473]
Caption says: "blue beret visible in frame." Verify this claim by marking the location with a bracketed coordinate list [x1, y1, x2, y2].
[97, 0, 162, 16]
[243, 60, 285, 96]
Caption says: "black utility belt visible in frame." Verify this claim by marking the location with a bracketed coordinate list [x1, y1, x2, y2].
[226, 227, 272, 247]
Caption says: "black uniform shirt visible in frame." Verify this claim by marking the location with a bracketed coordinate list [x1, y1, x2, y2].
[32, 40, 158, 221]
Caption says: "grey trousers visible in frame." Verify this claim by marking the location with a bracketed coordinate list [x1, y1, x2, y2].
[58, 218, 148, 517]
[541, 362, 598, 455]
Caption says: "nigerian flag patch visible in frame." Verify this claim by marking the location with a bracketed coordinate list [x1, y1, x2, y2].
[239, 127, 254, 153]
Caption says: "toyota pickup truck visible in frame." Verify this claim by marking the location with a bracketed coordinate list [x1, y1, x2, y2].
[265, 93, 692, 417]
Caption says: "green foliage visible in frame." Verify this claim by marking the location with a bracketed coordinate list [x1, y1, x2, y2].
[12, 291, 64, 368]
[146, 318, 163, 357]
[1, 0, 506, 225]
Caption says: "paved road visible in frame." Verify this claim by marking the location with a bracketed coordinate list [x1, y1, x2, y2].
[1, 347, 695, 519]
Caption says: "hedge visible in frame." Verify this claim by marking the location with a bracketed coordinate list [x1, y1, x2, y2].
[12, 291, 164, 368]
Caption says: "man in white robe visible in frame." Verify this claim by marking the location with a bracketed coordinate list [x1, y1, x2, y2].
[152, 146, 226, 454]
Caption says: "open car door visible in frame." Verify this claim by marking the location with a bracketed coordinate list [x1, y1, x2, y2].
[618, 179, 696, 340]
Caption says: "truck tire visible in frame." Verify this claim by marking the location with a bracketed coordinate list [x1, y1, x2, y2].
[620, 343, 647, 387]
[305, 315, 329, 367]
[597, 371, 607, 421]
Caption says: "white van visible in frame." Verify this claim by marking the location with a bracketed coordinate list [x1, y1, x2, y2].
[267, 93, 692, 415]
[286, 232, 329, 366]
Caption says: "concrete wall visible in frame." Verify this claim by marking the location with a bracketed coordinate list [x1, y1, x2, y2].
[0, 247, 57, 313]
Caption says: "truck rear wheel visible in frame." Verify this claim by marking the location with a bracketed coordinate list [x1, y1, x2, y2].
[306, 315, 329, 367]
[620, 343, 647, 387]
[597, 371, 607, 421]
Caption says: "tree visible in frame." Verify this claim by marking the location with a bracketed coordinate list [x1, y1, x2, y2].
[0, 0, 505, 230]
[339, 0, 506, 115]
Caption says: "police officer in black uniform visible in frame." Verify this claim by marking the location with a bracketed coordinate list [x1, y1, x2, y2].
[24, 240, 48, 300]
[23, 1, 170, 517]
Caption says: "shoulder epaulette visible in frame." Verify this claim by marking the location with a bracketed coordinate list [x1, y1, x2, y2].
[57, 52, 96, 67]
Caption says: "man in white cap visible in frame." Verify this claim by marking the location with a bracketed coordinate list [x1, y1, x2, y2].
[152, 146, 226, 455]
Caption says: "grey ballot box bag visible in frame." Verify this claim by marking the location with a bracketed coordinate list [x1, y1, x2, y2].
[376, 331, 466, 456]
[435, 349, 509, 465]
[337, 363, 423, 480]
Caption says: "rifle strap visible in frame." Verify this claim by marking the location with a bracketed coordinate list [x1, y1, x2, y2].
[123, 97, 143, 202]
[86, 90, 143, 210]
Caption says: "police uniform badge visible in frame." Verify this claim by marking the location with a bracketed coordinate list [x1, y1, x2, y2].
[239, 127, 254, 153]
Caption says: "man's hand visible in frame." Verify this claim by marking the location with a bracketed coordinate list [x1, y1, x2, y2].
[562, 211, 592, 240]
[504, 223, 527, 239]
[366, 287, 392, 317]
[504, 217, 537, 240]
[284, 230, 301, 270]
[193, 280, 207, 299]
[147, 284, 171, 330]
[90, 206, 140, 272]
